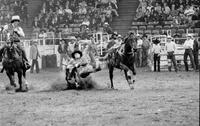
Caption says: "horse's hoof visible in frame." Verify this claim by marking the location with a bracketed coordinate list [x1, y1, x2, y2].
[15, 88, 28, 92]
[15, 88, 22, 92]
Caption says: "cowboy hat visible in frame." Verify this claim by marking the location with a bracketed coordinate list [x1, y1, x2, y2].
[118, 34, 122, 38]
[71, 50, 83, 59]
[11, 15, 20, 23]
[153, 39, 160, 44]
[142, 34, 148, 38]
[167, 35, 172, 39]
[104, 22, 109, 25]
[69, 36, 77, 40]
[186, 33, 194, 37]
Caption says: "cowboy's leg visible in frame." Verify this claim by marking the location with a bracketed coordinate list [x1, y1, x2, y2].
[16, 43, 28, 61]
[193, 50, 199, 70]
[188, 49, 196, 70]
[60, 54, 64, 68]
[30, 59, 35, 73]
[167, 54, 172, 72]
[184, 50, 189, 71]
[172, 54, 178, 71]
[35, 59, 39, 73]
[154, 54, 157, 71]
[157, 55, 160, 72]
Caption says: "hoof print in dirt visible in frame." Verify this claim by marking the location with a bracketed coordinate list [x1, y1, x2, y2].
[5, 85, 16, 91]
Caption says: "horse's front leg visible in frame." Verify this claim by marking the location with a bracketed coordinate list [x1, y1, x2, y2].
[120, 63, 134, 89]
[129, 64, 137, 90]
[6, 71, 16, 88]
[16, 70, 28, 92]
[108, 65, 114, 89]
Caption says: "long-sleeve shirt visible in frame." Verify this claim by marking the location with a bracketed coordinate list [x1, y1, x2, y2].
[165, 42, 176, 52]
[137, 39, 143, 49]
[183, 39, 194, 50]
[3, 24, 25, 41]
[30, 45, 40, 60]
[152, 44, 162, 54]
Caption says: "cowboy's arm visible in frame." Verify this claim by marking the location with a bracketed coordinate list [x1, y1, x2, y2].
[14, 27, 25, 37]
[2, 25, 8, 33]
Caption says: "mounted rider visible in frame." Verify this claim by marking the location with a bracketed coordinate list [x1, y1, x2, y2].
[0, 15, 30, 71]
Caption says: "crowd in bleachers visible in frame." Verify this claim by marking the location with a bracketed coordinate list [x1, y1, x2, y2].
[33, 0, 119, 38]
[0, 0, 28, 25]
[134, 0, 200, 27]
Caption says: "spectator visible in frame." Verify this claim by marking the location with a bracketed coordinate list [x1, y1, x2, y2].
[103, 22, 113, 34]
[183, 34, 196, 71]
[165, 36, 178, 72]
[142, 34, 150, 67]
[136, 34, 143, 67]
[57, 39, 69, 70]
[163, 2, 171, 15]
[152, 39, 161, 72]
[32, 17, 41, 29]
[30, 41, 40, 73]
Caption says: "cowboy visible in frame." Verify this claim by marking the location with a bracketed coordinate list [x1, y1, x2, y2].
[183, 33, 196, 71]
[165, 36, 178, 72]
[30, 40, 40, 73]
[67, 50, 99, 87]
[0, 15, 30, 70]
[68, 36, 77, 57]
[152, 39, 162, 72]
[57, 39, 69, 70]
[103, 22, 113, 34]
[136, 33, 143, 67]
[142, 34, 150, 67]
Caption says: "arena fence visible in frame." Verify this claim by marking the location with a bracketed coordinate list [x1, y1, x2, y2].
[0, 34, 199, 71]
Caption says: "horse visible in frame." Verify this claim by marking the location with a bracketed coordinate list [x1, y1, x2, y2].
[105, 35, 137, 89]
[1, 42, 28, 92]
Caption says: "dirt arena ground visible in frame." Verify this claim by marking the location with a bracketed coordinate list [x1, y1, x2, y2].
[0, 68, 199, 126]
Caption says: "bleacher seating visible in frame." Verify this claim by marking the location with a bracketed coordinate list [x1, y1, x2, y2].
[132, 0, 200, 37]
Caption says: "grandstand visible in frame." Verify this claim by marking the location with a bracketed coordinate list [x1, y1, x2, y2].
[0, 0, 200, 40]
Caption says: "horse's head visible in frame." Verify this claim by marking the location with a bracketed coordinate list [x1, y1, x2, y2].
[123, 36, 137, 55]
[3, 42, 21, 61]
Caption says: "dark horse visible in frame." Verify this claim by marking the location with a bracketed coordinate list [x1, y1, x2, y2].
[1, 42, 28, 92]
[106, 34, 137, 89]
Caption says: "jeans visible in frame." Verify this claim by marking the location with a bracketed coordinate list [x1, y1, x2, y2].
[154, 54, 160, 72]
[30, 59, 39, 73]
[136, 48, 142, 67]
[184, 49, 196, 71]
[167, 51, 177, 72]
[60, 53, 69, 68]
[193, 50, 199, 70]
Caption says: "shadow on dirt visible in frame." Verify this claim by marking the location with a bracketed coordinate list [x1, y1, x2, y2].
[40, 76, 104, 92]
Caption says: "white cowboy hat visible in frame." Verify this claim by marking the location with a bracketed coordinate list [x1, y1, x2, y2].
[136, 33, 141, 37]
[167, 35, 172, 39]
[11, 15, 20, 23]
[69, 36, 77, 40]
[104, 22, 109, 25]
[186, 33, 194, 37]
